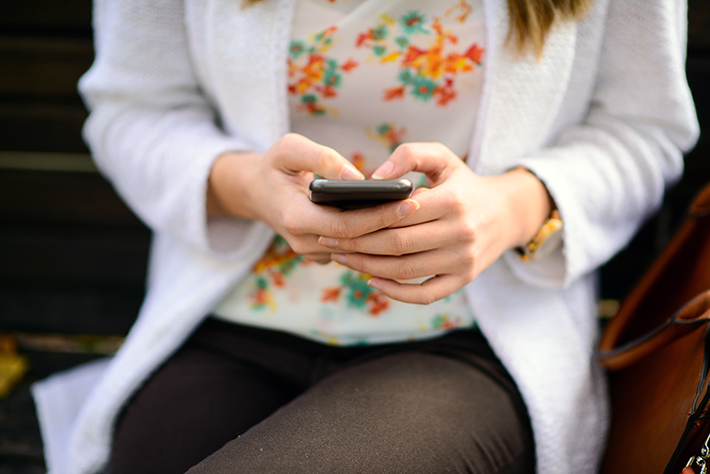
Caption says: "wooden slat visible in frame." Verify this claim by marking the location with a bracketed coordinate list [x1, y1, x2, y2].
[1, 287, 141, 335]
[0, 102, 88, 153]
[0, 169, 143, 227]
[0, 385, 43, 463]
[689, 0, 710, 53]
[0, 224, 150, 286]
[0, 152, 96, 173]
[0, 37, 93, 100]
[0, 0, 91, 34]
[687, 55, 710, 125]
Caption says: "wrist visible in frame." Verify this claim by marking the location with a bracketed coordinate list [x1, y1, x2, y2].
[502, 168, 554, 249]
[207, 152, 263, 220]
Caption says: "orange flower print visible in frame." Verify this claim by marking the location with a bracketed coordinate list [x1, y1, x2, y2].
[320, 271, 391, 316]
[349, 123, 407, 178]
[367, 122, 407, 153]
[288, 26, 359, 116]
[350, 152, 367, 175]
[445, 0, 473, 23]
[367, 292, 390, 316]
[356, 1, 484, 107]
[431, 313, 463, 330]
[321, 287, 341, 302]
[248, 236, 312, 310]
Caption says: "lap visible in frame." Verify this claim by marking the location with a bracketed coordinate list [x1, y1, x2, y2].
[111, 322, 534, 474]
[186, 351, 535, 474]
[110, 344, 299, 474]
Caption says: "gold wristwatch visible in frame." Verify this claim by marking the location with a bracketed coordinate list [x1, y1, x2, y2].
[516, 209, 563, 261]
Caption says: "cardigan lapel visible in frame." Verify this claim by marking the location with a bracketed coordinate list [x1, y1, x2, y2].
[472, 0, 577, 175]
[206, 0, 576, 166]
[207, 0, 295, 152]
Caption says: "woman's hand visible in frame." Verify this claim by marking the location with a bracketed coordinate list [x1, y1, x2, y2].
[207, 133, 420, 263]
[317, 142, 552, 303]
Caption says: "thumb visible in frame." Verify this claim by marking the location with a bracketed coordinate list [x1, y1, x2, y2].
[371, 143, 464, 185]
[273, 134, 364, 180]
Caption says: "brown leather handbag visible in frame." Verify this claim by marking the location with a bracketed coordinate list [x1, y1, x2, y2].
[599, 182, 710, 474]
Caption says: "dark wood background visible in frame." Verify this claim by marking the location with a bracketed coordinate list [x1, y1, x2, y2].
[0, 1, 708, 472]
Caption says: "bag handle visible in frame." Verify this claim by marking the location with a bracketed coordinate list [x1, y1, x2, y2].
[600, 182, 710, 372]
[599, 291, 710, 371]
[690, 183, 710, 218]
[600, 291, 710, 474]
[664, 324, 710, 474]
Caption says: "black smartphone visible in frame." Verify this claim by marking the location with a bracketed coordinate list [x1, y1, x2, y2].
[309, 178, 413, 210]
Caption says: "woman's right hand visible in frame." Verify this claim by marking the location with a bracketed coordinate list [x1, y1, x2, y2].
[207, 133, 419, 263]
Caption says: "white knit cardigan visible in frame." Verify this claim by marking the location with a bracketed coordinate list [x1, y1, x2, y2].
[32, 0, 698, 473]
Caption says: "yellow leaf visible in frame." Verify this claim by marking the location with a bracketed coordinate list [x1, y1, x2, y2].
[381, 52, 401, 63]
[0, 354, 28, 399]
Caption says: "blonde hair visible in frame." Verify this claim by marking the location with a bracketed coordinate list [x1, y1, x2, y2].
[242, 0, 591, 57]
[507, 0, 592, 56]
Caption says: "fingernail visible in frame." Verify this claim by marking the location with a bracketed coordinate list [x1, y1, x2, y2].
[331, 253, 347, 264]
[341, 163, 364, 180]
[398, 199, 419, 217]
[319, 236, 338, 249]
[367, 278, 381, 290]
[372, 161, 394, 180]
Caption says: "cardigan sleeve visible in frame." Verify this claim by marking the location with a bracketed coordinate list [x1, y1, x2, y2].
[79, 0, 259, 255]
[502, 0, 699, 288]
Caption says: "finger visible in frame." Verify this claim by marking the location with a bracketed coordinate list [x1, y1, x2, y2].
[385, 187, 445, 228]
[303, 253, 332, 265]
[367, 274, 463, 305]
[321, 222, 458, 256]
[273, 133, 364, 180]
[371, 143, 465, 185]
[331, 249, 464, 281]
[314, 198, 420, 240]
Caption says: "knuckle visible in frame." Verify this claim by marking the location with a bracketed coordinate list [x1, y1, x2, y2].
[417, 291, 437, 305]
[330, 218, 354, 239]
[391, 232, 412, 256]
[395, 143, 417, 162]
[439, 190, 466, 218]
[459, 220, 478, 244]
[461, 247, 476, 267]
[449, 190, 467, 215]
[398, 261, 419, 280]
[439, 190, 456, 209]
[317, 147, 339, 174]
[274, 133, 294, 154]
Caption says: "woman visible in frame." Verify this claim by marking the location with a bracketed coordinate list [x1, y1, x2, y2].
[32, 0, 698, 473]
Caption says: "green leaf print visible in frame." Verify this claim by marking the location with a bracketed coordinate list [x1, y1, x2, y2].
[400, 11, 429, 35]
[410, 75, 439, 101]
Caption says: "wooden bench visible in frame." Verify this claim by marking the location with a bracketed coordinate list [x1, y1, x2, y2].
[0, 1, 708, 472]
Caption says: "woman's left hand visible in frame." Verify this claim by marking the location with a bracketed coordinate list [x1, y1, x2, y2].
[317, 142, 552, 304]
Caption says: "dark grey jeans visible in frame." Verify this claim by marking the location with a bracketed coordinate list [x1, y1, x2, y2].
[110, 319, 535, 474]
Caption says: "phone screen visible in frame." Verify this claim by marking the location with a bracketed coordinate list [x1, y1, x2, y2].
[309, 179, 413, 210]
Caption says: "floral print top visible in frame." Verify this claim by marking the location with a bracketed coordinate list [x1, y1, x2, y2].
[213, 0, 485, 346]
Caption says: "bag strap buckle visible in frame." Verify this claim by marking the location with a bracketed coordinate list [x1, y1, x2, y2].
[686, 433, 710, 474]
